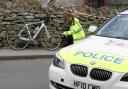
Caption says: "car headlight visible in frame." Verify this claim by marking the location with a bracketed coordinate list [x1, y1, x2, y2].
[120, 73, 128, 82]
[53, 55, 65, 69]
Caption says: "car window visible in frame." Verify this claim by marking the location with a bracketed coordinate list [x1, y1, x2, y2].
[96, 14, 128, 39]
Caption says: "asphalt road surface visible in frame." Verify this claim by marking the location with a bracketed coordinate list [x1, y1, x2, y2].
[0, 58, 52, 89]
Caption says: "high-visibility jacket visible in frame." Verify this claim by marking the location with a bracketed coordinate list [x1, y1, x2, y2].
[63, 18, 85, 43]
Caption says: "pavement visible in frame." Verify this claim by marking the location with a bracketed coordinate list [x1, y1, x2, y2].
[0, 48, 58, 60]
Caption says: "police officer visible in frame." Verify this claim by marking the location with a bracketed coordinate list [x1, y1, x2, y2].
[61, 13, 85, 44]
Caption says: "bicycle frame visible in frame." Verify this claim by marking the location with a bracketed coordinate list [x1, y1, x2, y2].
[18, 21, 51, 42]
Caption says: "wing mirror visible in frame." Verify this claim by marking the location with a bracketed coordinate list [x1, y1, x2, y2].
[88, 26, 98, 33]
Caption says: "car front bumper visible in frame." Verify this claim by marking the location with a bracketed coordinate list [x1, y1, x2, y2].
[49, 63, 128, 89]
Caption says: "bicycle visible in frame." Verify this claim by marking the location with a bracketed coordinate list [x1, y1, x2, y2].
[6, 16, 61, 50]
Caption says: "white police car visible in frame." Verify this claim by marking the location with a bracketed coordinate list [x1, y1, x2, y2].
[49, 10, 128, 89]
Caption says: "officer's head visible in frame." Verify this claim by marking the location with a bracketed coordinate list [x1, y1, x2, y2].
[66, 14, 73, 23]
[65, 10, 74, 24]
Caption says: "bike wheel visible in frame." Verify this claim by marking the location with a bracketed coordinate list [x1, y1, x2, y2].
[7, 25, 29, 50]
[40, 27, 60, 50]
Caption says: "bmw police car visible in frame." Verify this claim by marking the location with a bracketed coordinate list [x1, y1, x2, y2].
[49, 10, 128, 89]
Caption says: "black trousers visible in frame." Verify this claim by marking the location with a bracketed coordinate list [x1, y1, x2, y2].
[67, 35, 73, 45]
[62, 35, 73, 45]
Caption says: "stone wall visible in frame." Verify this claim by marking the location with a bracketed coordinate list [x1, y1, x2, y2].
[0, 10, 68, 48]
[0, 6, 116, 49]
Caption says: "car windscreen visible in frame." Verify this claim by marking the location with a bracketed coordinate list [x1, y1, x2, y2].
[96, 14, 128, 39]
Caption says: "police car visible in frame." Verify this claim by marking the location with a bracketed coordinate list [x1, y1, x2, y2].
[49, 10, 128, 89]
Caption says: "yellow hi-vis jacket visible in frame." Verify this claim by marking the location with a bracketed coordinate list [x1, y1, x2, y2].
[63, 18, 85, 43]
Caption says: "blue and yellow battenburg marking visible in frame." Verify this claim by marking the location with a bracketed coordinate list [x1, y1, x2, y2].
[59, 49, 128, 73]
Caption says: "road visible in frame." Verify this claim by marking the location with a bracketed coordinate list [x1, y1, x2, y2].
[0, 58, 52, 89]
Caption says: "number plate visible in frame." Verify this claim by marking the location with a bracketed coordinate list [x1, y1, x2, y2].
[73, 80, 101, 89]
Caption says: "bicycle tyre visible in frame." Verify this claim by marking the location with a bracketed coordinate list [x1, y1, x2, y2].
[40, 27, 60, 50]
[6, 25, 29, 50]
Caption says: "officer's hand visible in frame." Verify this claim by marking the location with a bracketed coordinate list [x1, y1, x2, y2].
[60, 33, 65, 38]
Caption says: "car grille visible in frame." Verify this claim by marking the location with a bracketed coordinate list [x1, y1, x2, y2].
[70, 64, 112, 81]
[70, 64, 88, 77]
[90, 68, 112, 81]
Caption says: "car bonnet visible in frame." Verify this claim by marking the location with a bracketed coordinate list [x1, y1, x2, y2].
[58, 35, 128, 73]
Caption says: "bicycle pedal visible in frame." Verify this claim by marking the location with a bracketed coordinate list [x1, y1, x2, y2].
[29, 41, 36, 45]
